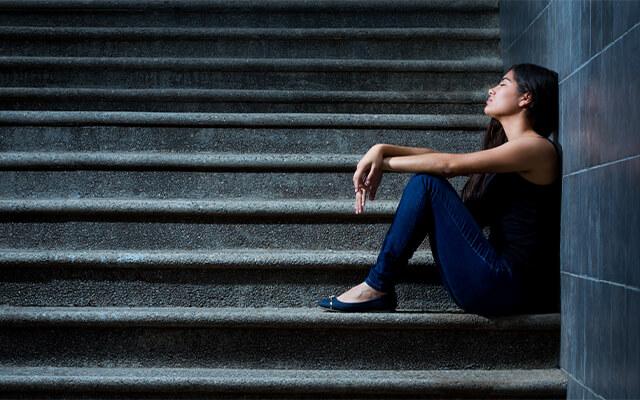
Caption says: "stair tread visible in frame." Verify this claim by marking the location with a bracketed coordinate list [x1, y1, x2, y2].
[0, 56, 502, 70]
[0, 151, 361, 171]
[0, 197, 400, 218]
[0, 247, 434, 268]
[0, 0, 500, 11]
[0, 111, 488, 129]
[0, 306, 560, 329]
[0, 87, 489, 102]
[0, 26, 500, 37]
[0, 366, 567, 388]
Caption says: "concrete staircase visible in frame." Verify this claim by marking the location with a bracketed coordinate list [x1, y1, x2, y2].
[0, 0, 566, 398]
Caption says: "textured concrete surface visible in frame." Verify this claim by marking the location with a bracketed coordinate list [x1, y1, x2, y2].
[0, 170, 468, 199]
[0, 367, 566, 399]
[0, 126, 484, 154]
[0, 26, 499, 60]
[0, 0, 566, 397]
[0, 249, 456, 309]
[0, 59, 501, 91]
[0, 221, 434, 250]
[0, 307, 560, 369]
[0, 111, 490, 128]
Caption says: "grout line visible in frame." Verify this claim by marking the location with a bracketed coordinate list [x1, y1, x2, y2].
[503, 0, 552, 53]
[561, 271, 640, 293]
[563, 154, 640, 178]
[559, 21, 640, 85]
[559, 367, 607, 400]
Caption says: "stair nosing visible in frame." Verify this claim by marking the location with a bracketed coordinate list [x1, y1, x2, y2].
[0, 151, 363, 171]
[0, 366, 567, 395]
[0, 248, 434, 269]
[0, 56, 503, 72]
[0, 111, 488, 129]
[0, 87, 490, 103]
[0, 197, 399, 219]
[0, 306, 561, 330]
[0, 0, 500, 11]
[0, 26, 500, 39]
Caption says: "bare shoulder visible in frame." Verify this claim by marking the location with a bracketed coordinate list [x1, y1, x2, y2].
[515, 135, 559, 185]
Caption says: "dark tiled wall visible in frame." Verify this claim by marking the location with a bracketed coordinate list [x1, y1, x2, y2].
[499, 1, 640, 399]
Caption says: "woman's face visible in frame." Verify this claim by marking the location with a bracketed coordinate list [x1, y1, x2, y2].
[484, 69, 530, 118]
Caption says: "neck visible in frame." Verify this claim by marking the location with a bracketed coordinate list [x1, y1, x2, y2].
[498, 112, 536, 140]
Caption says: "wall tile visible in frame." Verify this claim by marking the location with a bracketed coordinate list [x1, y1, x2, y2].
[549, 0, 591, 80]
[583, 278, 598, 388]
[567, 25, 640, 173]
[501, 2, 552, 70]
[566, 373, 587, 399]
[500, 0, 552, 53]
[590, 0, 640, 55]
[593, 281, 627, 399]
[561, 273, 577, 371]
[561, 157, 640, 288]
[627, 288, 640, 399]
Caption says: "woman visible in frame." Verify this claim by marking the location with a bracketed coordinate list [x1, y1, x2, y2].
[318, 63, 561, 317]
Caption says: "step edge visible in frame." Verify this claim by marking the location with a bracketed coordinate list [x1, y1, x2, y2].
[0, 56, 503, 72]
[0, 248, 434, 269]
[0, 111, 489, 129]
[0, 306, 561, 330]
[0, 367, 567, 395]
[0, 0, 500, 11]
[0, 87, 490, 103]
[0, 26, 501, 39]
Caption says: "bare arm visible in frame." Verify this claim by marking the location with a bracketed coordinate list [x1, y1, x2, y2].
[380, 137, 552, 178]
[376, 143, 437, 157]
[382, 152, 453, 177]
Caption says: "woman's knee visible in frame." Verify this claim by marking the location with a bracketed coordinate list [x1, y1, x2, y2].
[409, 172, 445, 183]
[408, 173, 450, 191]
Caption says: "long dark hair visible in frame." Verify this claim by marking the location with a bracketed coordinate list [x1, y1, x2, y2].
[461, 63, 559, 203]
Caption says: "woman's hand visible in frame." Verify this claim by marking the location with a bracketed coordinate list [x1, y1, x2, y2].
[353, 144, 384, 214]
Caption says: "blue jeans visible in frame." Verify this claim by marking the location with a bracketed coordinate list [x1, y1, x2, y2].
[364, 173, 526, 317]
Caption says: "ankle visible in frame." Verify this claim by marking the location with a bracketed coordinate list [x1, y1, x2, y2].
[362, 281, 387, 295]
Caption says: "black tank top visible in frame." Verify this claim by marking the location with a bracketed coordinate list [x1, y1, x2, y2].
[463, 137, 562, 312]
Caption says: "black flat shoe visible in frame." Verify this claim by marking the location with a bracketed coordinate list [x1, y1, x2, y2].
[318, 291, 397, 312]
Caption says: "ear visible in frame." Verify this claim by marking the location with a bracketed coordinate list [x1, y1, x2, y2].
[519, 92, 533, 108]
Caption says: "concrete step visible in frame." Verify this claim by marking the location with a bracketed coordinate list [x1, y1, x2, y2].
[0, 199, 429, 251]
[0, 87, 489, 114]
[0, 111, 488, 128]
[0, 366, 567, 399]
[0, 248, 460, 310]
[0, 157, 469, 200]
[0, 26, 499, 60]
[0, 57, 502, 91]
[0, 170, 465, 200]
[0, 306, 561, 370]
[0, 26, 500, 60]
[0, 0, 499, 29]
[0, 126, 483, 154]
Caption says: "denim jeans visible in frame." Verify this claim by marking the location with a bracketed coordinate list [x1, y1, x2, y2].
[364, 173, 527, 317]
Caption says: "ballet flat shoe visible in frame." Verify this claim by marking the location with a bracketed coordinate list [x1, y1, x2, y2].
[317, 291, 397, 312]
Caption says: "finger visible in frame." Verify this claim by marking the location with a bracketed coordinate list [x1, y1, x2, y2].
[353, 168, 366, 193]
[355, 189, 361, 214]
[361, 187, 366, 211]
[365, 166, 377, 187]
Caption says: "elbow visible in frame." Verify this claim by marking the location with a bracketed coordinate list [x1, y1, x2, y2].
[441, 158, 456, 178]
